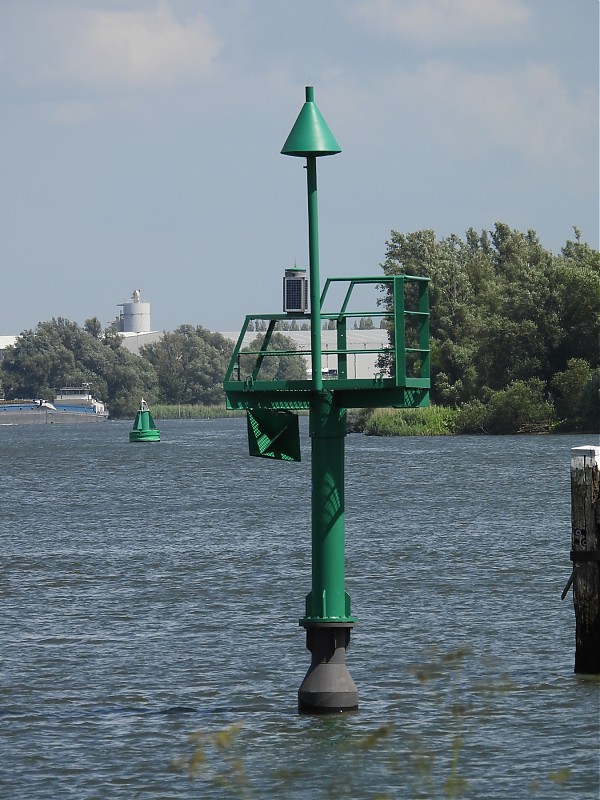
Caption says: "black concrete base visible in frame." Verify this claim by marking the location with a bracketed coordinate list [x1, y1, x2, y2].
[298, 623, 358, 714]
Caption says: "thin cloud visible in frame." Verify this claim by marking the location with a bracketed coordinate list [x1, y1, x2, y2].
[5, 2, 221, 89]
[413, 60, 595, 163]
[348, 58, 597, 179]
[47, 102, 100, 126]
[352, 0, 531, 46]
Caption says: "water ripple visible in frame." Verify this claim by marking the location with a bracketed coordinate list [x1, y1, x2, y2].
[0, 421, 597, 799]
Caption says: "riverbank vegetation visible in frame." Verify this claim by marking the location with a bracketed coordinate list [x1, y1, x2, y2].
[1, 224, 597, 434]
[373, 223, 598, 434]
[348, 406, 458, 436]
[150, 403, 243, 419]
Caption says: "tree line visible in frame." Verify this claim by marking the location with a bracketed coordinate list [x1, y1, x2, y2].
[1, 223, 597, 432]
[0, 321, 307, 417]
[377, 223, 598, 432]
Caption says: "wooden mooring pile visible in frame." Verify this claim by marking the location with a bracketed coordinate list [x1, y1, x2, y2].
[564, 445, 600, 673]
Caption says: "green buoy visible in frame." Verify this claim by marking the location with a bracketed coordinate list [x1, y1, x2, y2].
[129, 398, 160, 442]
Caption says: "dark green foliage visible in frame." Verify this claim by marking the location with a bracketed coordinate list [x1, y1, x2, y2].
[453, 399, 487, 435]
[550, 359, 594, 431]
[453, 378, 568, 434]
[140, 325, 234, 406]
[361, 406, 457, 436]
[102, 350, 157, 419]
[580, 369, 600, 431]
[238, 332, 308, 381]
[379, 224, 599, 433]
[84, 317, 103, 339]
[142, 327, 307, 404]
[549, 360, 600, 433]
[477, 381, 546, 430]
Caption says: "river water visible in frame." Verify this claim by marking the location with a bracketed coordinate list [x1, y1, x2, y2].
[0, 419, 598, 799]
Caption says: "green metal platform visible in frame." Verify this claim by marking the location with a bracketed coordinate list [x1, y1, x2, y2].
[223, 274, 430, 412]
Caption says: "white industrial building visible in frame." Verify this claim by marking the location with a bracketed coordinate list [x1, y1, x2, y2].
[111, 290, 163, 354]
[218, 328, 389, 380]
[114, 289, 152, 334]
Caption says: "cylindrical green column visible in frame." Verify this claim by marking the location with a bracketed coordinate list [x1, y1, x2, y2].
[303, 155, 349, 621]
[302, 391, 354, 623]
[298, 390, 357, 714]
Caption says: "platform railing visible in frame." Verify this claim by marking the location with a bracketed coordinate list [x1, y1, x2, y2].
[223, 274, 430, 410]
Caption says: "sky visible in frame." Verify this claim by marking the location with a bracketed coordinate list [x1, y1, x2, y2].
[1, 0, 598, 335]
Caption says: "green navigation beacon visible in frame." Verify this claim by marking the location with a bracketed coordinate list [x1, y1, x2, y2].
[223, 86, 430, 713]
[129, 398, 160, 442]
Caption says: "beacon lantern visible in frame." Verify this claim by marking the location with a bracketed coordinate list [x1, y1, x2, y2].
[283, 267, 309, 314]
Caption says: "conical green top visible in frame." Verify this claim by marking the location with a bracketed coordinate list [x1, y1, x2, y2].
[281, 86, 341, 157]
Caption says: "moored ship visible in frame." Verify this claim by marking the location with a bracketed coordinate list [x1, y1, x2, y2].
[0, 386, 109, 424]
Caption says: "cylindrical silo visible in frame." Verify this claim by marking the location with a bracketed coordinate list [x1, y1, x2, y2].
[121, 290, 151, 333]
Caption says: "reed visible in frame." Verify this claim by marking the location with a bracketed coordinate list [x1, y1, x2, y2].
[172, 646, 573, 797]
[352, 406, 458, 436]
[151, 404, 245, 419]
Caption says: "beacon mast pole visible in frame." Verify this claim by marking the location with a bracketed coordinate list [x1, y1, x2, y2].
[282, 86, 358, 713]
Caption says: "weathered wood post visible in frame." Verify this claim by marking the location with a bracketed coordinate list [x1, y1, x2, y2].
[568, 445, 600, 673]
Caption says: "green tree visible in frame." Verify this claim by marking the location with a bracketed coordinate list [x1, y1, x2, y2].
[140, 325, 234, 405]
[580, 369, 600, 431]
[456, 379, 556, 434]
[239, 332, 308, 381]
[1, 319, 100, 399]
[103, 349, 158, 418]
[377, 228, 480, 403]
[84, 317, 103, 339]
[483, 379, 556, 434]
[551, 359, 596, 431]
[552, 240, 600, 369]
[354, 317, 375, 330]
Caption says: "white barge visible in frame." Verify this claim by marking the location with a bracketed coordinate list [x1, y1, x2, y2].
[0, 386, 109, 424]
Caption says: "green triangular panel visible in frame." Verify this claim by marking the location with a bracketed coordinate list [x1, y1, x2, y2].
[247, 409, 301, 462]
[281, 89, 341, 157]
[133, 409, 157, 431]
